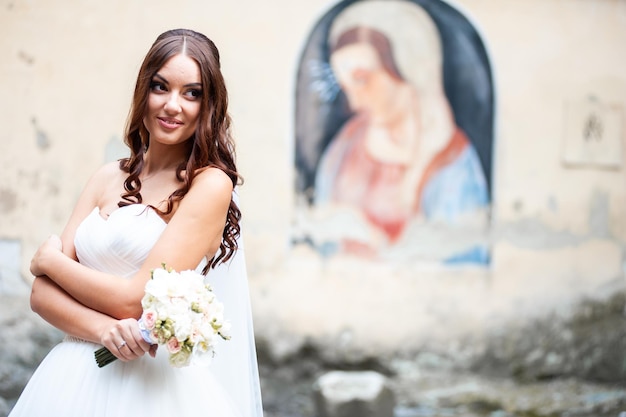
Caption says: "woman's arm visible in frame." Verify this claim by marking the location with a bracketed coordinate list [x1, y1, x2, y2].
[31, 167, 233, 320]
[29, 163, 152, 359]
[31, 275, 116, 343]
[30, 276, 152, 361]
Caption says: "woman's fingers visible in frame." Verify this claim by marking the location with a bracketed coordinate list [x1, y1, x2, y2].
[29, 235, 63, 276]
[103, 318, 152, 362]
[116, 319, 148, 359]
[149, 344, 158, 358]
[130, 325, 153, 353]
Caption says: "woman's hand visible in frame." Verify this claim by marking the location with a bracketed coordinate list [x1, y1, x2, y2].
[100, 318, 157, 362]
[30, 235, 63, 277]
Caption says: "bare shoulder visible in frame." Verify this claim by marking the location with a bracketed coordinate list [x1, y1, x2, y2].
[171, 167, 234, 228]
[60, 161, 126, 255]
[91, 161, 125, 181]
[76, 161, 121, 199]
[190, 167, 234, 198]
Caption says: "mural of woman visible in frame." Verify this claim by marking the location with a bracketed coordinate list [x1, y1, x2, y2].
[294, 0, 492, 263]
[307, 0, 489, 259]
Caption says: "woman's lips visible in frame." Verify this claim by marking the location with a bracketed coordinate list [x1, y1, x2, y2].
[157, 117, 183, 129]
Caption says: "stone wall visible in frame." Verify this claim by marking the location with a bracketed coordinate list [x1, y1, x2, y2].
[1, 0, 625, 385]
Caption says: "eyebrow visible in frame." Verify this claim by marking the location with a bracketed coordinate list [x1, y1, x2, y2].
[153, 73, 202, 88]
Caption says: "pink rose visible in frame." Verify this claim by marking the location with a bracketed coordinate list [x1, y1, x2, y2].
[166, 337, 182, 354]
[150, 329, 161, 344]
[141, 310, 157, 330]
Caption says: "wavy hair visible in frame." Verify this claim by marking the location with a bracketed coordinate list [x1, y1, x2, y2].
[118, 28, 241, 272]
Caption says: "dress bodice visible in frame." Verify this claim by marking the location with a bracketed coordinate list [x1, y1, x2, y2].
[74, 205, 166, 278]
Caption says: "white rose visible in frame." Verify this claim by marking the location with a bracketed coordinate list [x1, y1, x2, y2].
[173, 314, 193, 341]
[169, 349, 191, 368]
[144, 272, 169, 298]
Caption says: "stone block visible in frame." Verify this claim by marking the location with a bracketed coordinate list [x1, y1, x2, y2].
[313, 370, 395, 417]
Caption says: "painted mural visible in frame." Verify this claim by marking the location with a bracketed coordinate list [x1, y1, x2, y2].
[293, 0, 494, 264]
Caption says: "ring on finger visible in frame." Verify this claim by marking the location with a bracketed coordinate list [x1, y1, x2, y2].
[117, 340, 127, 350]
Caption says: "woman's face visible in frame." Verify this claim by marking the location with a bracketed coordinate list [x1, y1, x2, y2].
[330, 42, 390, 113]
[143, 53, 202, 147]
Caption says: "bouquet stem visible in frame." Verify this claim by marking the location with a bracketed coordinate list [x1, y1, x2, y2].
[94, 347, 118, 368]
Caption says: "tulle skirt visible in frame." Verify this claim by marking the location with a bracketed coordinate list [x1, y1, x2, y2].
[9, 336, 241, 417]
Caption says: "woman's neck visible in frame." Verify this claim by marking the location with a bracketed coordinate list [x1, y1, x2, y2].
[142, 143, 188, 177]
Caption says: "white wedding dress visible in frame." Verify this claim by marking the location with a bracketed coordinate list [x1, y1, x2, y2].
[10, 203, 263, 417]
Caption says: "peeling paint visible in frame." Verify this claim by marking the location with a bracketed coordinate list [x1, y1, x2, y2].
[31, 118, 50, 149]
[0, 188, 18, 214]
[547, 195, 558, 212]
[589, 189, 610, 238]
[17, 169, 40, 188]
[496, 218, 584, 248]
[17, 50, 34, 65]
[46, 181, 60, 196]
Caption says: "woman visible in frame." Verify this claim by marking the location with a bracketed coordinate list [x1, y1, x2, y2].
[314, 25, 488, 255]
[9, 29, 262, 416]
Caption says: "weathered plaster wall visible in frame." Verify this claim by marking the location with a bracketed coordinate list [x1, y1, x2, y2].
[0, 0, 625, 358]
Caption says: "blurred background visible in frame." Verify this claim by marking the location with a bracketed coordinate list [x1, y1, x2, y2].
[1, 0, 625, 416]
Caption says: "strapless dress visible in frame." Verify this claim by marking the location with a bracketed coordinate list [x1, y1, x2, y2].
[9, 204, 242, 417]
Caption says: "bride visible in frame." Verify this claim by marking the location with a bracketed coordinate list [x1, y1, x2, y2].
[9, 28, 263, 417]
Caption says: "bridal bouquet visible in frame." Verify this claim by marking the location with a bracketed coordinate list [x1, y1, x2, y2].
[95, 264, 231, 368]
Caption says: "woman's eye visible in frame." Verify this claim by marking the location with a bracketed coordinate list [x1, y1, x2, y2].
[186, 89, 202, 99]
[150, 81, 166, 92]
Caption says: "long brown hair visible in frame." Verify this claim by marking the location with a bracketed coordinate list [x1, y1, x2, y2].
[118, 28, 241, 272]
